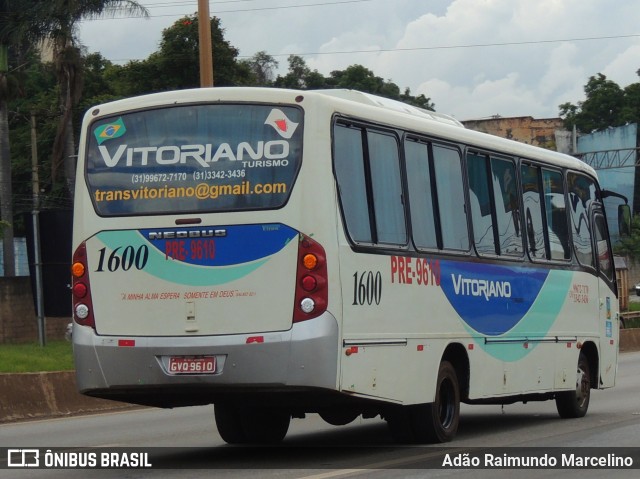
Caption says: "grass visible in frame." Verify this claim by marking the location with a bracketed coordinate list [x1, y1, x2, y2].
[622, 300, 640, 328]
[0, 341, 74, 373]
[0, 305, 638, 373]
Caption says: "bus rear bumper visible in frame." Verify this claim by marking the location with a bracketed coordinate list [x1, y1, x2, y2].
[73, 313, 339, 407]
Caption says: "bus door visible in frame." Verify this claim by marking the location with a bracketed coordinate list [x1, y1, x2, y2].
[592, 207, 617, 387]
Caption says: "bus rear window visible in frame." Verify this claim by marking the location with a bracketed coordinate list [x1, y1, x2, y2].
[85, 104, 303, 216]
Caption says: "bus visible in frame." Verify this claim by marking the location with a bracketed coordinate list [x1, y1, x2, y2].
[71, 87, 628, 444]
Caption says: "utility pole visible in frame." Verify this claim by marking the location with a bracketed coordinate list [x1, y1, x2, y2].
[198, 0, 214, 87]
[31, 112, 46, 346]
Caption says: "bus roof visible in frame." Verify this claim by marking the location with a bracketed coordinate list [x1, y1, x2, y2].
[84, 86, 597, 179]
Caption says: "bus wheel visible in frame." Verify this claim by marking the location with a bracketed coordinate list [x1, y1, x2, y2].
[214, 404, 246, 444]
[241, 408, 291, 444]
[319, 408, 359, 426]
[414, 360, 460, 443]
[385, 406, 415, 443]
[555, 352, 591, 418]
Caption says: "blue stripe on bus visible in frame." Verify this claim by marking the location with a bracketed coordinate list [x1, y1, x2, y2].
[95, 224, 298, 287]
[138, 224, 299, 266]
[440, 261, 573, 361]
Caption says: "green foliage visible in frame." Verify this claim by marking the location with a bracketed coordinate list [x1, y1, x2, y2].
[560, 71, 640, 132]
[111, 14, 247, 95]
[0, 340, 74, 372]
[614, 215, 640, 263]
[0, 219, 9, 238]
[273, 55, 435, 109]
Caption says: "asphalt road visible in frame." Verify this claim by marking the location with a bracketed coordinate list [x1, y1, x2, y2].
[2, 351, 640, 479]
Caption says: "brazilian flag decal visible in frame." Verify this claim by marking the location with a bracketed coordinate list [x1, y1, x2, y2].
[94, 118, 126, 145]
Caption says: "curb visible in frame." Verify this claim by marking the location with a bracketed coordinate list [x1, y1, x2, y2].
[0, 371, 135, 423]
[2, 329, 640, 424]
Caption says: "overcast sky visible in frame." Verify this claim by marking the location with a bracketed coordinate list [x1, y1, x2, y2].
[77, 0, 640, 121]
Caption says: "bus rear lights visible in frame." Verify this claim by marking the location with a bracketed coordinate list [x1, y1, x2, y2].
[75, 304, 90, 320]
[293, 234, 328, 322]
[72, 283, 88, 298]
[303, 253, 318, 270]
[301, 275, 317, 291]
[72, 242, 96, 329]
[300, 298, 315, 314]
[72, 262, 85, 278]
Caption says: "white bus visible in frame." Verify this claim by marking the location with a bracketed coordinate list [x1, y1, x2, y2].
[72, 87, 627, 444]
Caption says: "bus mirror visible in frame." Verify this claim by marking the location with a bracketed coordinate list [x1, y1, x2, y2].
[618, 204, 631, 237]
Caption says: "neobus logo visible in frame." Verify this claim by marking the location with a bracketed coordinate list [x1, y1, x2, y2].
[147, 229, 227, 240]
[451, 274, 512, 301]
[97, 140, 290, 168]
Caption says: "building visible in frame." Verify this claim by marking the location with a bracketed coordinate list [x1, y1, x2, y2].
[462, 116, 565, 150]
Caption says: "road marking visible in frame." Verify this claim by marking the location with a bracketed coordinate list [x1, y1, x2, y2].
[296, 448, 465, 479]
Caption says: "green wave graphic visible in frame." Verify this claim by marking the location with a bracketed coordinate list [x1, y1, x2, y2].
[465, 269, 573, 362]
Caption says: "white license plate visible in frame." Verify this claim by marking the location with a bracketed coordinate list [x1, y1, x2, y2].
[168, 356, 216, 374]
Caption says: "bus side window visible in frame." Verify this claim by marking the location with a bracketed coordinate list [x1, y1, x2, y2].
[333, 123, 407, 246]
[433, 145, 469, 251]
[367, 131, 407, 245]
[521, 164, 548, 260]
[491, 158, 522, 256]
[334, 124, 372, 243]
[542, 169, 570, 260]
[568, 172, 596, 268]
[467, 152, 497, 255]
[594, 213, 614, 281]
[405, 139, 438, 249]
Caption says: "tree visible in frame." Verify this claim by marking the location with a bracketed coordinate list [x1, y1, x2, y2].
[274, 55, 326, 89]
[111, 14, 248, 96]
[30, 1, 148, 196]
[0, 0, 42, 275]
[615, 214, 640, 262]
[241, 51, 278, 86]
[559, 73, 629, 132]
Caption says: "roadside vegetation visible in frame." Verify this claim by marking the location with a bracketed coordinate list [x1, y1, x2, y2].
[0, 340, 73, 373]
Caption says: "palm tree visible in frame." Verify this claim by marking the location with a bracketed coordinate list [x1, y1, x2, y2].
[0, 1, 147, 274]
[34, 1, 148, 196]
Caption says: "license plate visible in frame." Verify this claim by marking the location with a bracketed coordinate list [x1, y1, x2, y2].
[168, 356, 216, 374]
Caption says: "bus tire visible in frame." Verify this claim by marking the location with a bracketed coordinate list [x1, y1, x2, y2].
[555, 352, 591, 418]
[319, 408, 360, 426]
[241, 408, 291, 444]
[214, 404, 246, 444]
[414, 360, 460, 443]
[386, 406, 415, 443]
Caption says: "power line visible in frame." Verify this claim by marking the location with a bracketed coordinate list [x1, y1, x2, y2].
[266, 33, 640, 58]
[82, 0, 374, 19]
[102, 33, 640, 63]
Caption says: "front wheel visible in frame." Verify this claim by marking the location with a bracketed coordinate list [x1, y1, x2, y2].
[555, 352, 591, 418]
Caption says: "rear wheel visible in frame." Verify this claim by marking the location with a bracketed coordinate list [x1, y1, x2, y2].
[319, 408, 360, 426]
[214, 404, 246, 444]
[555, 352, 591, 418]
[215, 404, 291, 444]
[241, 408, 290, 444]
[415, 361, 460, 443]
[386, 360, 460, 443]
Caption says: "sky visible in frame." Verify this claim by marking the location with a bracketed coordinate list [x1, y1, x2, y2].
[77, 0, 640, 121]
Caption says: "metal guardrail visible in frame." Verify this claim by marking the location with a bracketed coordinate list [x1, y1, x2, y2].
[576, 147, 640, 170]
[620, 311, 640, 328]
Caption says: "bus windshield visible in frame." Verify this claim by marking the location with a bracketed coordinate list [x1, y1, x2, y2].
[85, 104, 303, 216]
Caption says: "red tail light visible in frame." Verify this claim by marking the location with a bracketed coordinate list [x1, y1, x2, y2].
[71, 242, 96, 329]
[293, 234, 328, 323]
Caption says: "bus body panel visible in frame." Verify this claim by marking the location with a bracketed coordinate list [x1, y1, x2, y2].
[73, 312, 339, 403]
[72, 87, 620, 440]
[83, 224, 299, 337]
[338, 240, 617, 404]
